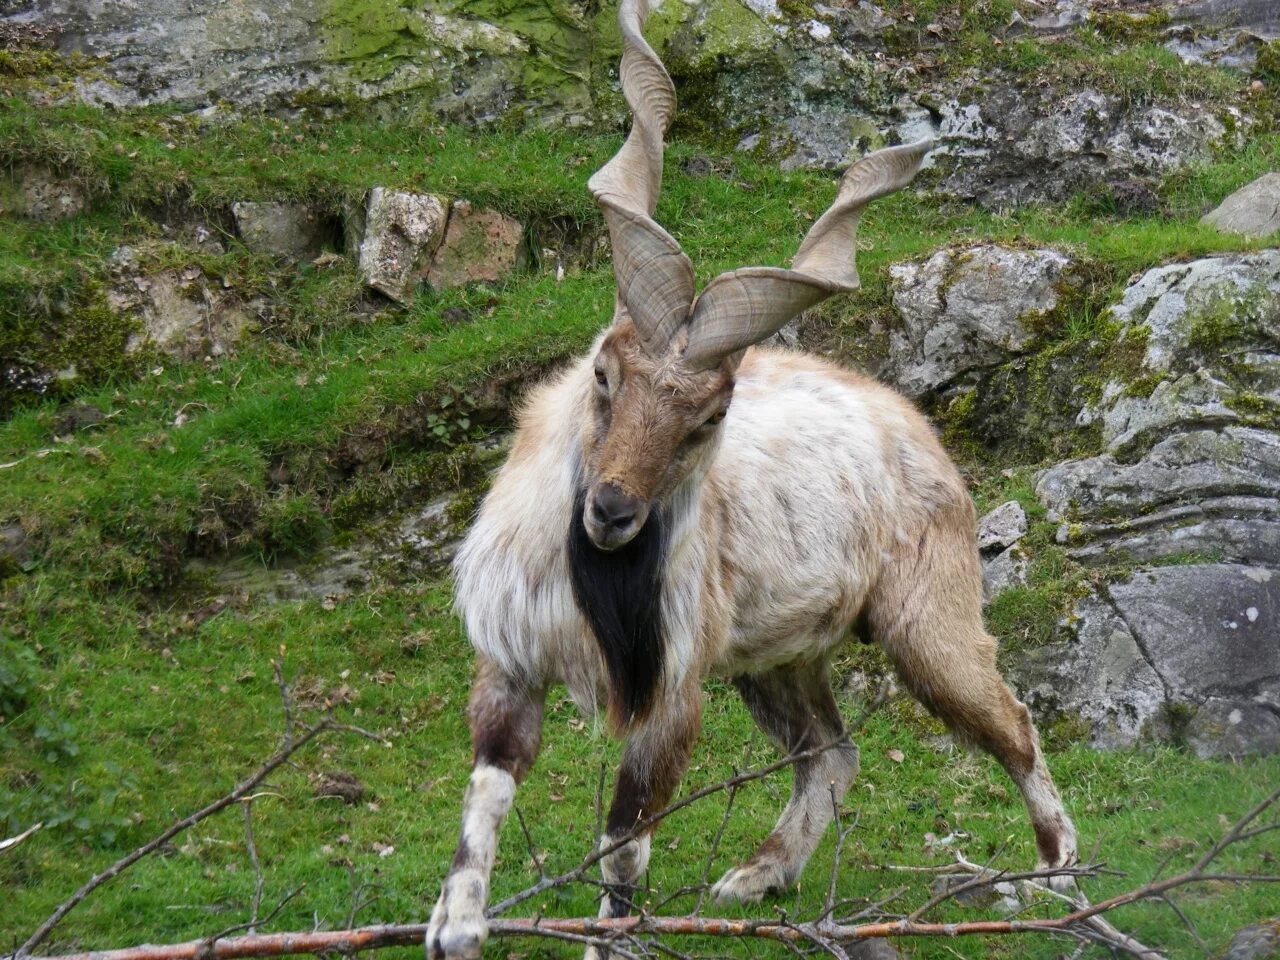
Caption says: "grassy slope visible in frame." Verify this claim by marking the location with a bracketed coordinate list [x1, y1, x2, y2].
[3, 53, 1280, 959]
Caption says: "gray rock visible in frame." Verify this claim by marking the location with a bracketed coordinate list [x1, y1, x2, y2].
[1172, 0, 1280, 35]
[1099, 370, 1241, 458]
[1038, 427, 1280, 525]
[1039, 250, 1280, 568]
[1020, 595, 1167, 750]
[425, 201, 526, 291]
[1164, 25, 1269, 70]
[1, 525, 28, 569]
[1021, 564, 1280, 756]
[109, 245, 255, 360]
[983, 546, 1028, 603]
[4, 0, 548, 121]
[887, 245, 1073, 398]
[978, 500, 1027, 554]
[232, 202, 331, 261]
[2, 165, 86, 221]
[1202, 174, 1280, 240]
[1104, 250, 1280, 373]
[912, 85, 1236, 210]
[355, 189, 448, 304]
[1223, 920, 1280, 960]
[1023, 0, 1090, 34]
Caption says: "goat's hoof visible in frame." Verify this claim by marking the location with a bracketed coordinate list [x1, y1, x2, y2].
[711, 861, 790, 904]
[426, 892, 488, 960]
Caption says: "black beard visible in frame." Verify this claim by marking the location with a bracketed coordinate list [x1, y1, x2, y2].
[566, 488, 667, 728]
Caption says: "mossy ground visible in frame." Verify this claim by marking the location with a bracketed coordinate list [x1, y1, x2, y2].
[3, 65, 1280, 960]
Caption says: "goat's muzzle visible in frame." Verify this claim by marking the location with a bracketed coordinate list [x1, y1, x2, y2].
[584, 482, 649, 551]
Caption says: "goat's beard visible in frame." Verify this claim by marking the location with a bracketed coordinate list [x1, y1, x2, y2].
[566, 488, 666, 730]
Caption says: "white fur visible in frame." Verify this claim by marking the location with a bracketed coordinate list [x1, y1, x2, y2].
[453, 350, 917, 707]
[426, 765, 516, 960]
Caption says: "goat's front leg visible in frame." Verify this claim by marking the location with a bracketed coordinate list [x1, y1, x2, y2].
[427, 659, 545, 960]
[584, 694, 701, 960]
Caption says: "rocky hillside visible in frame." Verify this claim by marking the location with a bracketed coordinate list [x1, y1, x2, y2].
[2, 1, 1280, 952]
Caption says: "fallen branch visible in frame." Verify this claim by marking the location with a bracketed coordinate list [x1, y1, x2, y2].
[19, 785, 1280, 960]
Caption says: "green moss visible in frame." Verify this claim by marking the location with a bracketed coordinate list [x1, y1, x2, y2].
[1257, 40, 1280, 83]
[321, 0, 427, 72]
[255, 490, 329, 560]
[449, 0, 593, 104]
[1093, 9, 1171, 44]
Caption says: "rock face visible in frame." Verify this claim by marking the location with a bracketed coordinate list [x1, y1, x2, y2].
[425, 202, 525, 291]
[232, 202, 334, 261]
[6, 0, 559, 122]
[978, 501, 1030, 603]
[1202, 173, 1280, 239]
[1023, 565, 1279, 756]
[109, 246, 257, 361]
[2, 165, 86, 221]
[1026, 250, 1280, 757]
[887, 245, 1074, 398]
[354, 189, 449, 304]
[913, 85, 1236, 210]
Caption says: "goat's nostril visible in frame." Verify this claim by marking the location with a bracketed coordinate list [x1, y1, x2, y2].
[592, 485, 638, 530]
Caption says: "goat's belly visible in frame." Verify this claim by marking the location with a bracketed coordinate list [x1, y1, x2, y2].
[712, 566, 873, 676]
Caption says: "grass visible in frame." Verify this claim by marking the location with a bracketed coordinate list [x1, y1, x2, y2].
[3, 50, 1280, 959]
[2, 577, 1277, 958]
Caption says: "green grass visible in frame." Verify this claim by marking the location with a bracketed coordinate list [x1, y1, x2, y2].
[2, 578, 1277, 958]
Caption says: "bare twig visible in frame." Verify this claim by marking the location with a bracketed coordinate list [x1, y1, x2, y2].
[0, 823, 42, 854]
[692, 780, 738, 916]
[240, 801, 264, 935]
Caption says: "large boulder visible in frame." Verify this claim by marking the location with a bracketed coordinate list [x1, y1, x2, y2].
[1040, 251, 1280, 567]
[1022, 564, 1280, 757]
[1023, 250, 1280, 757]
[886, 245, 1075, 398]
[1202, 173, 1280, 240]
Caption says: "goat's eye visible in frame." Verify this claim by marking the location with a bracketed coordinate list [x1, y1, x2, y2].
[594, 368, 608, 387]
[705, 408, 727, 427]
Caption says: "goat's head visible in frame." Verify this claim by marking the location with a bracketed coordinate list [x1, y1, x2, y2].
[578, 0, 931, 552]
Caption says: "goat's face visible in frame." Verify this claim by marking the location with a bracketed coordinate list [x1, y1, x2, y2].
[581, 321, 733, 551]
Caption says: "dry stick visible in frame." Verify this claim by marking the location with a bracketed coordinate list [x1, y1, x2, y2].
[241, 801, 264, 936]
[691, 780, 739, 916]
[27, 786, 1280, 960]
[945, 856, 1160, 960]
[13, 719, 336, 959]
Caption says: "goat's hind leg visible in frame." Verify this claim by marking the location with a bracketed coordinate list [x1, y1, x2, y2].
[712, 658, 859, 904]
[871, 508, 1078, 888]
[427, 659, 545, 960]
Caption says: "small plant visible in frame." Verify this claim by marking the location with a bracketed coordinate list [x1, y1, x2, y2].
[425, 392, 481, 448]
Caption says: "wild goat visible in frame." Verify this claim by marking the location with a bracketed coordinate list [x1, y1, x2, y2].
[427, 1, 1078, 955]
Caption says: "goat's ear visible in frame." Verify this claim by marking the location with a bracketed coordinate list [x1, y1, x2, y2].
[682, 139, 932, 370]
[589, 0, 696, 356]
